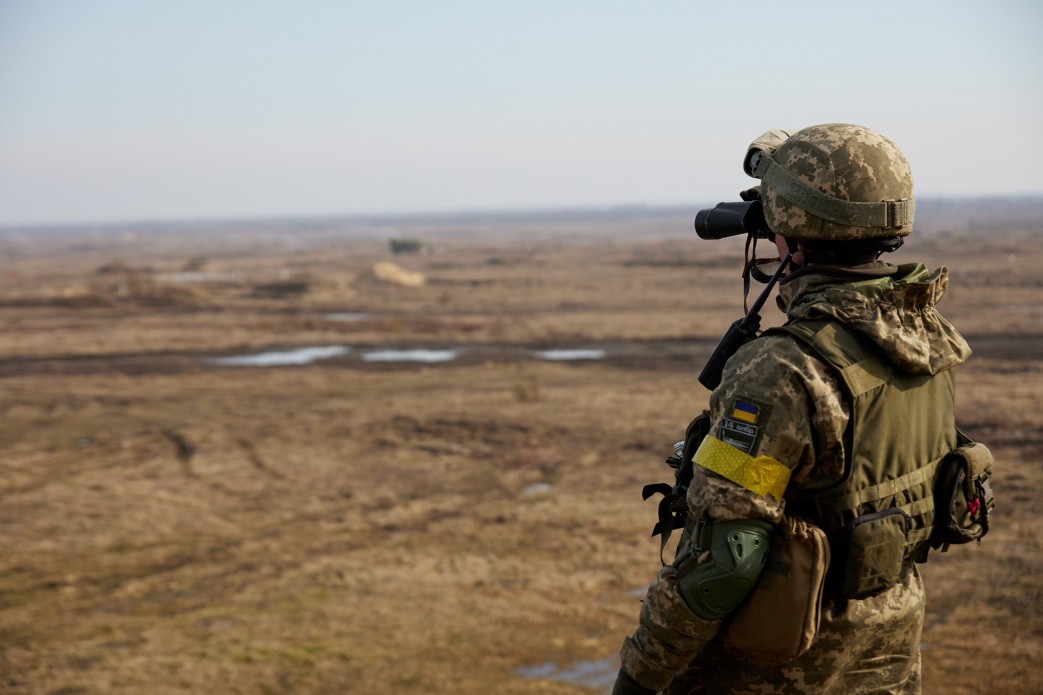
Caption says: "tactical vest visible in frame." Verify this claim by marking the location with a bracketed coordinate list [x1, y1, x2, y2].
[774, 318, 957, 570]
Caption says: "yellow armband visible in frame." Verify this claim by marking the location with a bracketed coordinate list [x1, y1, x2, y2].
[693, 435, 791, 499]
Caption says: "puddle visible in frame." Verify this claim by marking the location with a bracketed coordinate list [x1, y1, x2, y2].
[362, 349, 459, 363]
[516, 657, 618, 691]
[324, 312, 370, 321]
[156, 271, 242, 284]
[535, 349, 607, 361]
[207, 344, 611, 369]
[521, 482, 553, 496]
[210, 346, 349, 367]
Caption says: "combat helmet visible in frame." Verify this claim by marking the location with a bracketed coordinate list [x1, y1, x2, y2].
[745, 123, 914, 242]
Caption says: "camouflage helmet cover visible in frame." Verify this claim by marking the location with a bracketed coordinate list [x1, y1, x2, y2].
[749, 123, 914, 241]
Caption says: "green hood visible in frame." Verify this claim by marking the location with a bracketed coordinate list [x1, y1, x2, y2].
[777, 262, 971, 375]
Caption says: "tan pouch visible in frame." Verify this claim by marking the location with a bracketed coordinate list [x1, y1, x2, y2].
[931, 439, 995, 551]
[723, 515, 830, 660]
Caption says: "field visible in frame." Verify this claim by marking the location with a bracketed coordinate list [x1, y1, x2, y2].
[1, 200, 1042, 694]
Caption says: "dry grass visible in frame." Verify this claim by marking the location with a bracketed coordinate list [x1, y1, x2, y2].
[1, 207, 1041, 694]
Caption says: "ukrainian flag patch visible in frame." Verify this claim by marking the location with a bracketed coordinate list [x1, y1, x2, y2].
[731, 400, 759, 424]
[719, 397, 769, 454]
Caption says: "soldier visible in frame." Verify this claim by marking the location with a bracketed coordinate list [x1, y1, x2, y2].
[613, 124, 990, 694]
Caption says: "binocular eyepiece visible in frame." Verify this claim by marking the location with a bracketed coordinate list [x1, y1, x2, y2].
[694, 201, 773, 240]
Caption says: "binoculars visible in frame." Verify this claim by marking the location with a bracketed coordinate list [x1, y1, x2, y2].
[694, 201, 773, 241]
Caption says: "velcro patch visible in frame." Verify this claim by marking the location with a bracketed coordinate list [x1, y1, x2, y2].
[720, 396, 771, 455]
[719, 417, 759, 454]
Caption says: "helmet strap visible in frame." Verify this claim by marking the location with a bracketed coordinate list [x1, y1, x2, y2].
[742, 234, 783, 313]
[752, 154, 913, 229]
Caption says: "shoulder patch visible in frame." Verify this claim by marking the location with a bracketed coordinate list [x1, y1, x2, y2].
[730, 399, 761, 423]
[718, 396, 771, 454]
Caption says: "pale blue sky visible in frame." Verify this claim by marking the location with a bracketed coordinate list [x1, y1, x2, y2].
[1, 1, 1041, 225]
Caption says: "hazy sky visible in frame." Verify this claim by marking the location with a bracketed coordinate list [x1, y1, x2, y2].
[1, 0, 1041, 225]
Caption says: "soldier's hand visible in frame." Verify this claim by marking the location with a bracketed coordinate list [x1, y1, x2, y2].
[612, 668, 658, 695]
[739, 185, 761, 202]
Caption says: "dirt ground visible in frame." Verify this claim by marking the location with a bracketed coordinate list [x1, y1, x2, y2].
[1, 203, 1042, 694]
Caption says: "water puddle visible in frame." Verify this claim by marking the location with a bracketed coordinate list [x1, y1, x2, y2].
[521, 482, 553, 496]
[516, 657, 618, 691]
[206, 344, 617, 369]
[362, 349, 459, 363]
[156, 271, 242, 285]
[210, 346, 349, 367]
[324, 312, 370, 321]
[534, 349, 607, 361]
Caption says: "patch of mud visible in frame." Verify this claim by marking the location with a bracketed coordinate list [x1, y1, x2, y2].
[324, 312, 370, 321]
[11, 332, 1039, 379]
[964, 333, 1043, 361]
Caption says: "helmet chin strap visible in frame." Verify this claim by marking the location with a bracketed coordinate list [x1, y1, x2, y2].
[742, 234, 783, 313]
[785, 237, 805, 271]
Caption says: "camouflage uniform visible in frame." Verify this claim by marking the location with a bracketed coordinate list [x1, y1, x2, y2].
[619, 261, 971, 694]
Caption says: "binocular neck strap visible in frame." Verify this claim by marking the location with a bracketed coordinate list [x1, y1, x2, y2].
[742, 234, 781, 313]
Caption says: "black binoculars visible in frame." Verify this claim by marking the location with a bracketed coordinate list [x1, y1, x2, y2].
[694, 201, 773, 240]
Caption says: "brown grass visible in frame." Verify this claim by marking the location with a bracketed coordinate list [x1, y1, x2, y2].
[1, 209, 1041, 694]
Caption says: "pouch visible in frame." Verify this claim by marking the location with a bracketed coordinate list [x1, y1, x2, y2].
[931, 439, 995, 551]
[839, 507, 910, 600]
[723, 515, 830, 660]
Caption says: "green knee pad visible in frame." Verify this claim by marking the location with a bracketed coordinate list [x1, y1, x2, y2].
[677, 519, 773, 621]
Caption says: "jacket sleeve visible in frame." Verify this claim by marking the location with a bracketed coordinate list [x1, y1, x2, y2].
[618, 335, 847, 691]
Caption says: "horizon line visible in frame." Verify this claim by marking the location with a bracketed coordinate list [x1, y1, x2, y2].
[3, 193, 1042, 232]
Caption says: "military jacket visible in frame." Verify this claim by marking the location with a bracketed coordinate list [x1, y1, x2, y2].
[619, 262, 971, 694]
